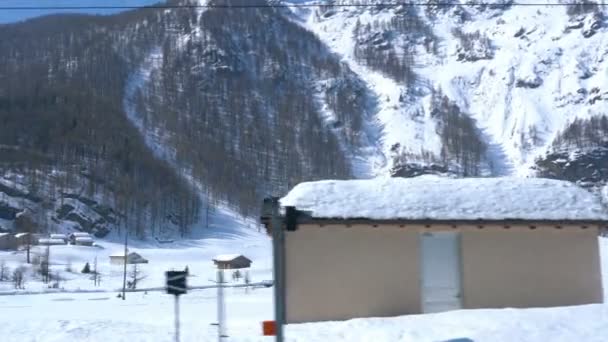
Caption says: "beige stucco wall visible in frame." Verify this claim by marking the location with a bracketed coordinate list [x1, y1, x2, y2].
[284, 225, 421, 323]
[461, 226, 603, 309]
[285, 223, 603, 323]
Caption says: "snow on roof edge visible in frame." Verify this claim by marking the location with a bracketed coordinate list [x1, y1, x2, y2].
[280, 176, 608, 222]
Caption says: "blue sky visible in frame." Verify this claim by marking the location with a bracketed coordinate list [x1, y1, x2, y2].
[0, 1, 162, 24]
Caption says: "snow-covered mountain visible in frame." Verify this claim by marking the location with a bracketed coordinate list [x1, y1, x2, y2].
[0, 0, 607, 238]
[291, 0, 608, 180]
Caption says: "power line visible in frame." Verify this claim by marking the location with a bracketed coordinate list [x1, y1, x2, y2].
[0, 2, 605, 10]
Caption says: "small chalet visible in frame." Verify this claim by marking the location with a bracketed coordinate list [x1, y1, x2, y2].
[110, 251, 149, 265]
[265, 176, 608, 323]
[74, 236, 94, 246]
[14, 233, 30, 247]
[0, 233, 16, 250]
[68, 232, 92, 245]
[212, 254, 252, 270]
[38, 238, 66, 246]
[49, 234, 68, 244]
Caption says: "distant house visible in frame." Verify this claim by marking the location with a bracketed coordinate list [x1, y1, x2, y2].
[110, 252, 148, 265]
[264, 176, 608, 323]
[49, 234, 68, 244]
[212, 254, 252, 270]
[74, 236, 94, 246]
[30, 233, 44, 245]
[38, 238, 66, 246]
[14, 233, 30, 247]
[0, 233, 17, 250]
[68, 232, 93, 245]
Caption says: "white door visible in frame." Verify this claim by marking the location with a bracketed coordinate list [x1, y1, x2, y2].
[420, 232, 462, 313]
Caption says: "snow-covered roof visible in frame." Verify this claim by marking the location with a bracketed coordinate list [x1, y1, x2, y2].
[213, 254, 247, 262]
[50, 234, 67, 239]
[280, 176, 608, 221]
[0, 233, 10, 238]
[70, 232, 91, 237]
[38, 238, 66, 245]
[110, 251, 143, 258]
[75, 236, 94, 242]
[14, 233, 28, 238]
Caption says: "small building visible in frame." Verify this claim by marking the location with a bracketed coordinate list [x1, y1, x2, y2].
[0, 233, 17, 250]
[110, 251, 148, 265]
[68, 232, 92, 245]
[212, 254, 252, 270]
[74, 236, 94, 246]
[38, 238, 67, 246]
[267, 176, 608, 323]
[14, 232, 30, 247]
[49, 234, 68, 244]
[30, 233, 44, 245]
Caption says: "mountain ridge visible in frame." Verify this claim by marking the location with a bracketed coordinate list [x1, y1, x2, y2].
[0, 0, 607, 238]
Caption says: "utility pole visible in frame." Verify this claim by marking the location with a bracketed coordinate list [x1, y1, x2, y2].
[26, 232, 31, 264]
[217, 268, 227, 342]
[174, 295, 180, 342]
[93, 256, 99, 287]
[270, 197, 285, 342]
[122, 230, 128, 300]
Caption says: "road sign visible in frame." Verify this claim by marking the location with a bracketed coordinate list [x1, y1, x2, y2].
[166, 271, 188, 296]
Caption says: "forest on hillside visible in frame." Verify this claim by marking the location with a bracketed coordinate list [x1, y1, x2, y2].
[0, 0, 361, 236]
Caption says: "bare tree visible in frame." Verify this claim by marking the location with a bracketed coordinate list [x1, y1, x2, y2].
[40, 245, 51, 284]
[92, 256, 100, 287]
[12, 266, 25, 289]
[244, 271, 251, 294]
[127, 264, 146, 290]
[0, 260, 9, 281]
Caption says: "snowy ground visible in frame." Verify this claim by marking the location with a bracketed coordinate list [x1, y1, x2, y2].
[0, 235, 607, 341]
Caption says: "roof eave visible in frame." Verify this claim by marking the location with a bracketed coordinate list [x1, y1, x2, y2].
[299, 217, 608, 226]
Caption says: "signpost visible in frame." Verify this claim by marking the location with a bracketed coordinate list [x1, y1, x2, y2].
[166, 271, 188, 342]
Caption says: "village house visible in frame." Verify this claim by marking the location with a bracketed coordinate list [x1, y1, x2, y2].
[68, 232, 94, 246]
[14, 232, 31, 247]
[49, 234, 68, 244]
[0, 233, 17, 250]
[266, 176, 608, 323]
[38, 238, 67, 246]
[212, 254, 252, 270]
[74, 236, 94, 246]
[110, 251, 148, 265]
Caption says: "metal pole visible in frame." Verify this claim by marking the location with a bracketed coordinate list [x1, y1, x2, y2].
[175, 295, 180, 342]
[271, 198, 285, 342]
[217, 269, 227, 341]
[122, 230, 128, 300]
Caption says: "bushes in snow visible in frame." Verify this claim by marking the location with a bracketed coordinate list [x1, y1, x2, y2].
[552, 115, 608, 150]
[0, 260, 10, 281]
[352, 6, 434, 86]
[324, 76, 366, 146]
[12, 266, 26, 289]
[566, 0, 600, 17]
[431, 89, 487, 176]
[452, 28, 494, 62]
[389, 89, 487, 177]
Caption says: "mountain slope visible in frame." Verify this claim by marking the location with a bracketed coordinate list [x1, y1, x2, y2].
[294, 0, 608, 182]
[1, 0, 607, 238]
[0, 0, 377, 237]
